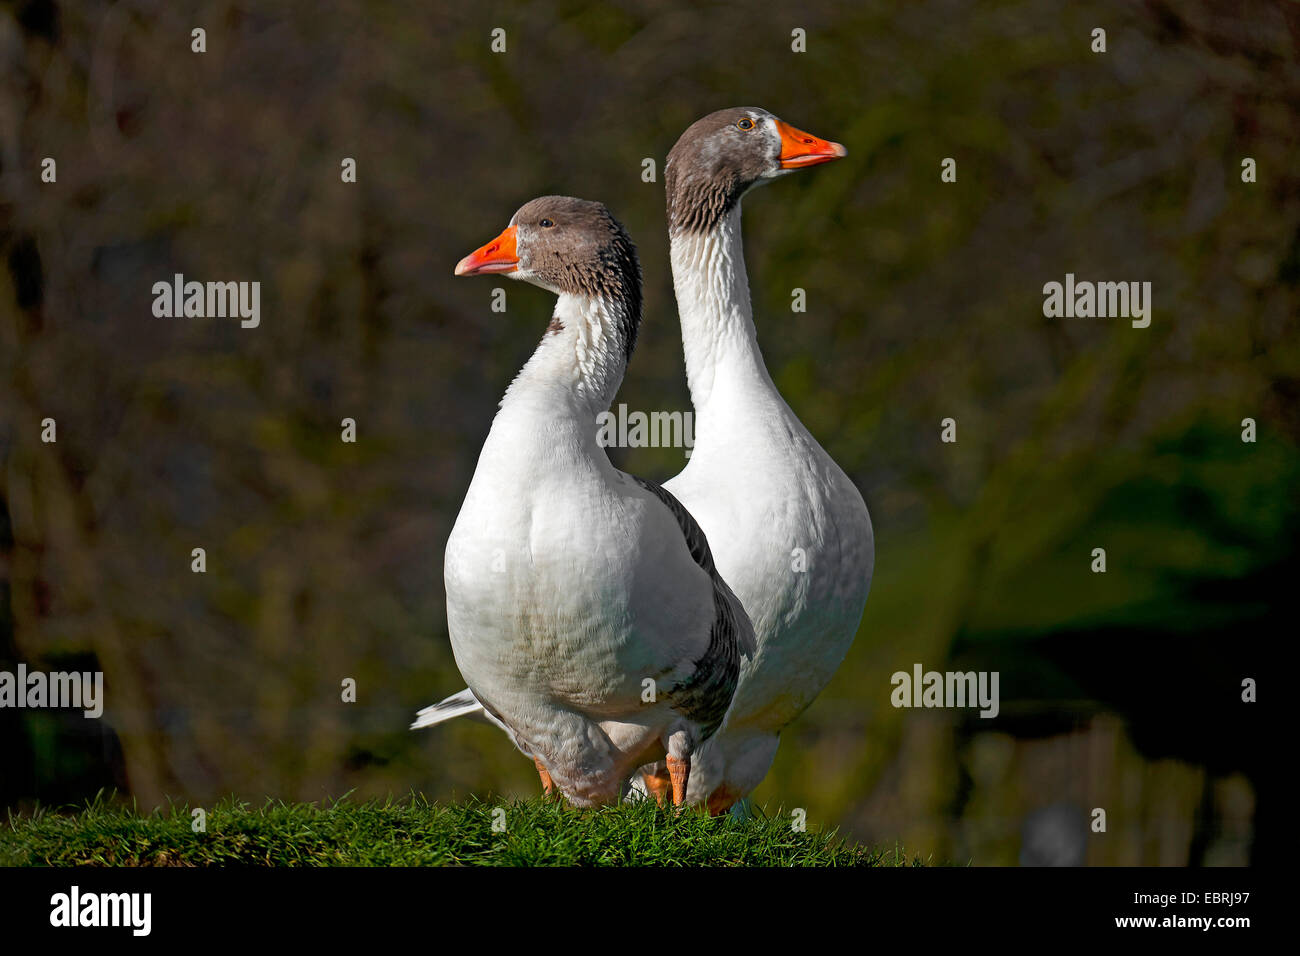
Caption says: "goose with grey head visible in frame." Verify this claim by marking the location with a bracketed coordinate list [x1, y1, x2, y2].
[414, 196, 755, 807]
[631, 108, 874, 812]
[415, 111, 871, 814]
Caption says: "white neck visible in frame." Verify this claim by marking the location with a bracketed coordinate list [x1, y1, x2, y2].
[500, 293, 630, 423]
[669, 205, 777, 419]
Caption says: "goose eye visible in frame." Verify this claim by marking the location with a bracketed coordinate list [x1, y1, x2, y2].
[737, 118, 754, 131]
[539, 218, 555, 228]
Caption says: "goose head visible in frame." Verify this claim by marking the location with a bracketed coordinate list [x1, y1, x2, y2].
[455, 195, 642, 361]
[666, 107, 846, 234]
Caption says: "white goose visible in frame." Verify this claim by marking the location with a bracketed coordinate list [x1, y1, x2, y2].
[635, 108, 874, 812]
[416, 196, 754, 807]
[415, 112, 871, 814]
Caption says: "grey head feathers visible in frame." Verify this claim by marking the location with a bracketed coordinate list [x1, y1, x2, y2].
[665, 107, 780, 235]
[511, 195, 642, 361]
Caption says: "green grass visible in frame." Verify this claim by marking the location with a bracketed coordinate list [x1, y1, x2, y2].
[1, 793, 914, 867]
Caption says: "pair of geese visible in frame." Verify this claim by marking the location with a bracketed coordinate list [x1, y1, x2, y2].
[412, 107, 874, 813]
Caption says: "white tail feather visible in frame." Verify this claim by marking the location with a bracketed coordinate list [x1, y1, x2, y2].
[410, 687, 486, 730]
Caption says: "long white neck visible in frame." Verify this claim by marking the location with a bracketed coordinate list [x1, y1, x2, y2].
[669, 204, 777, 421]
[500, 292, 631, 425]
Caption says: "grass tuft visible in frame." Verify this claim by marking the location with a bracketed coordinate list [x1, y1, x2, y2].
[1, 791, 916, 867]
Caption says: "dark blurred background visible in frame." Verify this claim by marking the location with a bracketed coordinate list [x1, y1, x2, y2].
[1, 0, 1292, 865]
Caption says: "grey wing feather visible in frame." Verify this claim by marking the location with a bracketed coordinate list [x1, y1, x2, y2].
[631, 475, 756, 740]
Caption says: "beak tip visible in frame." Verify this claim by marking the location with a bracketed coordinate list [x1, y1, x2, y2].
[456, 224, 519, 278]
[776, 121, 848, 168]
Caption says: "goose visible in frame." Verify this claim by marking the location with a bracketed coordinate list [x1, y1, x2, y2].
[415, 196, 755, 807]
[415, 111, 871, 814]
[630, 108, 874, 812]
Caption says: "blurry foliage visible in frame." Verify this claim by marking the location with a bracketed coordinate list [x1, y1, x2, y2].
[0, 0, 1293, 864]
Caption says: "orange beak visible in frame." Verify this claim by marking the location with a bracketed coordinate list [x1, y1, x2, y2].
[454, 224, 519, 276]
[776, 120, 847, 169]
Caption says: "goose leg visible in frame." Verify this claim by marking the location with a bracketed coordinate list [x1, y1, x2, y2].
[664, 728, 694, 807]
[642, 764, 672, 806]
[707, 787, 739, 816]
[534, 756, 555, 797]
[665, 755, 690, 806]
